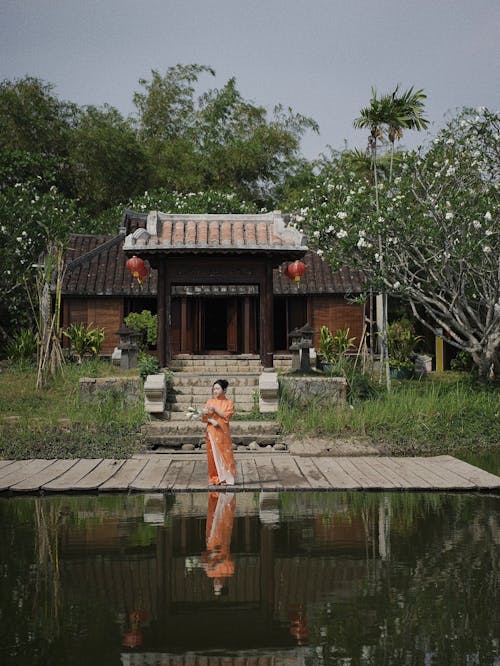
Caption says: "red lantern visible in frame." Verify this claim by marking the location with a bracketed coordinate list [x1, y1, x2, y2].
[126, 256, 148, 284]
[290, 610, 308, 643]
[123, 630, 142, 649]
[287, 260, 306, 282]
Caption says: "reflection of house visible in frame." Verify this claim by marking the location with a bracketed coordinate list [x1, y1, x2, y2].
[58, 492, 386, 656]
[60, 211, 367, 363]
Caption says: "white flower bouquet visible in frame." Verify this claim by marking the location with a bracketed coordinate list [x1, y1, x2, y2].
[186, 406, 203, 420]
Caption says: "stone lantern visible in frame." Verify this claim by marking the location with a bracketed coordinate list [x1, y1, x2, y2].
[116, 324, 142, 370]
[288, 327, 303, 371]
[296, 323, 315, 372]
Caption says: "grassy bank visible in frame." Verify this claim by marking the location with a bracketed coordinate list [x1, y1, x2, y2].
[0, 361, 146, 459]
[278, 373, 500, 457]
[0, 364, 498, 461]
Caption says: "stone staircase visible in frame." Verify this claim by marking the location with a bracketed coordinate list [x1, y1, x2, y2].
[167, 354, 263, 416]
[142, 355, 286, 452]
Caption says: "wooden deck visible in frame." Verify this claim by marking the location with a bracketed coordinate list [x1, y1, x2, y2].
[0, 454, 499, 493]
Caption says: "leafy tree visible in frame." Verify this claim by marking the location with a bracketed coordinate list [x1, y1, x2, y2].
[133, 64, 215, 143]
[69, 104, 150, 213]
[0, 149, 60, 193]
[195, 78, 318, 202]
[289, 108, 499, 380]
[133, 64, 318, 205]
[0, 76, 77, 157]
[0, 182, 89, 344]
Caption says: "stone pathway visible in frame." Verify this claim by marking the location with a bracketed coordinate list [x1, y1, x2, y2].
[0, 454, 499, 493]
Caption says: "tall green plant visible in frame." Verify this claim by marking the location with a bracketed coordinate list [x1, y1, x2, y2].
[63, 322, 104, 363]
[318, 325, 336, 364]
[387, 319, 424, 370]
[332, 326, 356, 357]
[5, 328, 37, 368]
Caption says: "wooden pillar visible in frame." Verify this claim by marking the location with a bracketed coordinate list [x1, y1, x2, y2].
[261, 260, 274, 368]
[180, 297, 188, 353]
[165, 272, 172, 364]
[157, 263, 166, 367]
[243, 296, 251, 354]
[260, 525, 275, 617]
[435, 333, 444, 372]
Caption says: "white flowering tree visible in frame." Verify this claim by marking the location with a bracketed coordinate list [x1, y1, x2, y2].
[0, 181, 88, 341]
[288, 108, 499, 380]
[95, 187, 258, 232]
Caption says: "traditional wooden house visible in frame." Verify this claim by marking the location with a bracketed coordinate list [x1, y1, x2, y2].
[60, 210, 367, 366]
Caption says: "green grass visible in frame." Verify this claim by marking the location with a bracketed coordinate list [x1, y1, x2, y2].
[278, 374, 500, 456]
[1, 363, 498, 460]
[0, 361, 147, 459]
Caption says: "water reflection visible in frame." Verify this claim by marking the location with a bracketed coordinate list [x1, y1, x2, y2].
[0, 491, 498, 665]
[202, 492, 236, 596]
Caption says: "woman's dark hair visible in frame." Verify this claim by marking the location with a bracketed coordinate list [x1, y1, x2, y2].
[213, 379, 228, 391]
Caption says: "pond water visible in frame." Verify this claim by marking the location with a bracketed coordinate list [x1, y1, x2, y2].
[0, 491, 498, 666]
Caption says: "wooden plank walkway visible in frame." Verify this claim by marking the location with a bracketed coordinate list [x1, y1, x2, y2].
[0, 454, 498, 493]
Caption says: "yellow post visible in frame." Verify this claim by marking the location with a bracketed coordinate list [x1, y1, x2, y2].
[435, 333, 444, 372]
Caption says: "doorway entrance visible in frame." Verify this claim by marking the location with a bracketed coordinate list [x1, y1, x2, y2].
[171, 292, 259, 355]
[203, 298, 227, 351]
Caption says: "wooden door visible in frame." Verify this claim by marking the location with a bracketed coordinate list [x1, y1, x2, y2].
[227, 298, 237, 352]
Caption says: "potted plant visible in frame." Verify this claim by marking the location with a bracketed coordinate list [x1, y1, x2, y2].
[317, 325, 335, 371]
[387, 319, 424, 379]
[317, 325, 356, 373]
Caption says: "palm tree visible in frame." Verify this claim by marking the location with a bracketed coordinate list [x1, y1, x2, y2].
[385, 85, 428, 182]
[353, 85, 428, 389]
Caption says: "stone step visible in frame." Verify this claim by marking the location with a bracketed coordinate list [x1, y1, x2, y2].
[147, 434, 282, 449]
[168, 403, 255, 413]
[169, 384, 258, 402]
[171, 373, 260, 383]
[145, 420, 280, 435]
[169, 356, 263, 373]
[169, 390, 257, 404]
[166, 406, 252, 423]
[144, 416, 282, 449]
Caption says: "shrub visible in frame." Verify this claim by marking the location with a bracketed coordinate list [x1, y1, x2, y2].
[63, 322, 104, 363]
[5, 328, 37, 368]
[387, 318, 424, 370]
[450, 350, 474, 372]
[124, 310, 158, 350]
[137, 352, 160, 380]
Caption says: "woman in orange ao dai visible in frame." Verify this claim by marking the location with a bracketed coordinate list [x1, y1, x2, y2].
[201, 379, 236, 486]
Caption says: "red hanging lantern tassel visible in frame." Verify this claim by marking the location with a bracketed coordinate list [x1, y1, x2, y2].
[287, 260, 306, 283]
[126, 256, 148, 284]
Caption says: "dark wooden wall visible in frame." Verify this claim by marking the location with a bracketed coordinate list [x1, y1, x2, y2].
[63, 297, 124, 355]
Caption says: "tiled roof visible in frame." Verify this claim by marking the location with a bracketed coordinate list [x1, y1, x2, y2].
[122, 210, 308, 254]
[62, 234, 157, 296]
[61, 234, 364, 296]
[275, 251, 365, 295]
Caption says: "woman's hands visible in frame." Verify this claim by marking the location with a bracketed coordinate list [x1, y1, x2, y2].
[208, 417, 219, 427]
[208, 405, 220, 417]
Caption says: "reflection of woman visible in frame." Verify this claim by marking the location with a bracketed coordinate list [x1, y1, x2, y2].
[202, 491, 236, 595]
[201, 379, 236, 486]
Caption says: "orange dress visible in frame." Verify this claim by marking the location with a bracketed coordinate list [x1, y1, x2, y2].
[202, 491, 236, 581]
[202, 397, 236, 485]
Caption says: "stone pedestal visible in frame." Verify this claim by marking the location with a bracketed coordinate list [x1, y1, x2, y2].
[258, 371, 279, 413]
[111, 347, 122, 367]
[144, 373, 167, 414]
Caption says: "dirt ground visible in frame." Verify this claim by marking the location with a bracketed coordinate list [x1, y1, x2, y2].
[285, 435, 385, 457]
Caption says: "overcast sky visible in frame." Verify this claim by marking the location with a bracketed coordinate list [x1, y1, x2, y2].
[1, 0, 499, 159]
